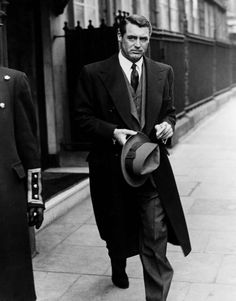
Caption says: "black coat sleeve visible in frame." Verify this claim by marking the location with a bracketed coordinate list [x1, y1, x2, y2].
[160, 66, 176, 130]
[75, 66, 117, 142]
[13, 72, 40, 169]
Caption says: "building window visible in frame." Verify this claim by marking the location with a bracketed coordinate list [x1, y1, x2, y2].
[192, 0, 199, 34]
[157, 0, 181, 32]
[139, 0, 150, 20]
[185, 0, 193, 32]
[158, 0, 170, 30]
[114, 0, 133, 14]
[170, 0, 180, 32]
[204, 2, 214, 38]
[149, 0, 158, 28]
[215, 6, 228, 41]
[73, 0, 99, 28]
[185, 0, 200, 34]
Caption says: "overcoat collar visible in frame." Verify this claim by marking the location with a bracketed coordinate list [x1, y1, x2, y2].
[98, 54, 166, 135]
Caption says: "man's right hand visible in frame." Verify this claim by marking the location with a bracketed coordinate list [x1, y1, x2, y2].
[113, 129, 137, 145]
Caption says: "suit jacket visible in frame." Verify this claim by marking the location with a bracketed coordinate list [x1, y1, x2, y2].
[76, 54, 191, 257]
[0, 67, 40, 300]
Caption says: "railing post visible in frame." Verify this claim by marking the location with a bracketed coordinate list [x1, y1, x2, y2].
[212, 34, 217, 95]
[183, 13, 190, 109]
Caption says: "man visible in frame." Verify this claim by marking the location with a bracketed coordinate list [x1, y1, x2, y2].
[0, 66, 44, 300]
[76, 14, 191, 301]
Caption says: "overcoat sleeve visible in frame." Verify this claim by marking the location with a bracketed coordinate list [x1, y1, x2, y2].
[75, 66, 117, 142]
[14, 73, 40, 168]
[160, 66, 176, 130]
[13, 72, 44, 209]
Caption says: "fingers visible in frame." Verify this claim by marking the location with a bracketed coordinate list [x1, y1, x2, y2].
[155, 122, 173, 140]
[162, 127, 173, 140]
[155, 124, 166, 138]
[113, 129, 137, 145]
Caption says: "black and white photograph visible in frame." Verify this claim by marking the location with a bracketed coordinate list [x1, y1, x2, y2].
[0, 0, 235, 300]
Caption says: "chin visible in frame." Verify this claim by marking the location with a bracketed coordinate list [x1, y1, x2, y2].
[129, 54, 142, 61]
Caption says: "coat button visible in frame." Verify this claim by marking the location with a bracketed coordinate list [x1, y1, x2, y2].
[0, 102, 5, 109]
[4, 75, 10, 81]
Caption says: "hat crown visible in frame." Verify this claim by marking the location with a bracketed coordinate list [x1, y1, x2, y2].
[133, 142, 159, 176]
[121, 132, 160, 187]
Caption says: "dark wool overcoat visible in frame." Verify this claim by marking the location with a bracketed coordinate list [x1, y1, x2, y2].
[0, 67, 40, 300]
[76, 55, 191, 258]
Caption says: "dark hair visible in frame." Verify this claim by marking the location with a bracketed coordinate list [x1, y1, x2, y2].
[119, 14, 152, 37]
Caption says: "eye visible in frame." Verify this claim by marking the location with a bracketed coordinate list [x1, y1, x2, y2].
[127, 36, 136, 42]
[140, 37, 148, 42]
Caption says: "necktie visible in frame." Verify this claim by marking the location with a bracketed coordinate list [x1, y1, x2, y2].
[131, 63, 139, 92]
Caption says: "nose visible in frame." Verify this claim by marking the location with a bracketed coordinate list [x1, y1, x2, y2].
[134, 38, 141, 48]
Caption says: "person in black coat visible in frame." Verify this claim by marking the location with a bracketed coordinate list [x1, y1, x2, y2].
[76, 14, 191, 301]
[0, 66, 44, 300]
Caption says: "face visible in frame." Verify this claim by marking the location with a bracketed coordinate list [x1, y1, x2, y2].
[118, 22, 150, 62]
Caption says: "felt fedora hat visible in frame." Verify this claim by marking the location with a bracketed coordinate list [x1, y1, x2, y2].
[121, 132, 160, 187]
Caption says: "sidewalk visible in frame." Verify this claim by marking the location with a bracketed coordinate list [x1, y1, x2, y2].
[33, 98, 236, 301]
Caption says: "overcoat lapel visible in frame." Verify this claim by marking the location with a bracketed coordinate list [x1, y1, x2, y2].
[98, 55, 134, 129]
[98, 55, 167, 133]
[144, 57, 166, 135]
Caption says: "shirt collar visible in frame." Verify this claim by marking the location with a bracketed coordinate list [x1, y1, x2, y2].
[118, 51, 143, 75]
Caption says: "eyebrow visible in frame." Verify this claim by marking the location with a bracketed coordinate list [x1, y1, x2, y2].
[127, 35, 149, 39]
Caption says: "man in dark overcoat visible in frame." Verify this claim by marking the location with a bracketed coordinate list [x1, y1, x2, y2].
[0, 66, 44, 300]
[76, 14, 191, 301]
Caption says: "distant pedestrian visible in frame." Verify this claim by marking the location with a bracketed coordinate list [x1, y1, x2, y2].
[0, 67, 44, 300]
[76, 14, 191, 301]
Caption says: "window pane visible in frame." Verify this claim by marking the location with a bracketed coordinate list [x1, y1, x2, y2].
[121, 0, 133, 13]
[158, 0, 170, 30]
[204, 3, 209, 36]
[74, 3, 85, 27]
[192, 0, 199, 34]
[139, 0, 150, 20]
[170, 0, 179, 32]
[86, 7, 99, 27]
[73, 0, 99, 28]
[87, 0, 96, 6]
[185, 0, 192, 32]
[115, 0, 121, 11]
[209, 6, 214, 37]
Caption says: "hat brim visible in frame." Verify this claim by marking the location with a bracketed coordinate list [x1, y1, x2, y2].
[121, 132, 150, 187]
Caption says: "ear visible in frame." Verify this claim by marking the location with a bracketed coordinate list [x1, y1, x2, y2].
[117, 29, 122, 43]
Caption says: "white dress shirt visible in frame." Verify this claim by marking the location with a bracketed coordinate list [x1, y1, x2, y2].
[118, 51, 143, 83]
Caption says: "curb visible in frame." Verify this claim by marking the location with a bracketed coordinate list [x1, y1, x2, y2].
[36, 178, 90, 233]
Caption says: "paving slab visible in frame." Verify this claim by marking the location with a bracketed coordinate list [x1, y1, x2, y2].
[206, 231, 236, 254]
[34, 244, 109, 274]
[59, 275, 146, 301]
[34, 271, 79, 301]
[184, 283, 236, 301]
[216, 255, 236, 284]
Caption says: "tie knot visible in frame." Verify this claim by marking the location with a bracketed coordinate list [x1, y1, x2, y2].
[131, 63, 137, 70]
